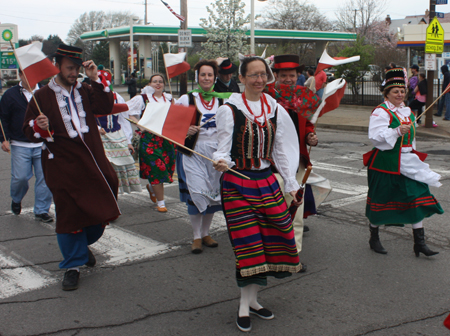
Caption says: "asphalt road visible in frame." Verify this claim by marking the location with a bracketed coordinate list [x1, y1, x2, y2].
[0, 128, 449, 336]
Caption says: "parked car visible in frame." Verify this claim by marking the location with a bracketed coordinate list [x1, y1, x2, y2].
[362, 64, 382, 82]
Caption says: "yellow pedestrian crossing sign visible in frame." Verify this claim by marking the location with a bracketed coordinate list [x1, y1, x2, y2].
[426, 17, 444, 53]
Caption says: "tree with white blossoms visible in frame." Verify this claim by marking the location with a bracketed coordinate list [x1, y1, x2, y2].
[200, 0, 250, 62]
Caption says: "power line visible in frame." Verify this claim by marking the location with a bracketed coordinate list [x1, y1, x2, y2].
[0, 13, 70, 25]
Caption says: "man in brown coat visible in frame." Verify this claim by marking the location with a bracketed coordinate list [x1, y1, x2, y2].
[23, 44, 121, 291]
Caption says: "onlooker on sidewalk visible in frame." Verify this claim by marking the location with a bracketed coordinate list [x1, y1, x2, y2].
[125, 73, 137, 99]
[0, 69, 53, 222]
[296, 70, 306, 86]
[304, 69, 316, 93]
[409, 73, 427, 124]
[435, 64, 450, 120]
[407, 65, 419, 106]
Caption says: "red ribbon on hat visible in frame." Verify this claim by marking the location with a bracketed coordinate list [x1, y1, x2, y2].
[221, 63, 232, 69]
[274, 62, 300, 69]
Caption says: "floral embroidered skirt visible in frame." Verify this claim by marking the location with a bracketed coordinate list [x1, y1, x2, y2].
[139, 131, 176, 185]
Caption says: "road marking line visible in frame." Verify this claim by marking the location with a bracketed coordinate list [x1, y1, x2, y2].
[92, 225, 178, 266]
[0, 247, 57, 299]
[322, 194, 368, 208]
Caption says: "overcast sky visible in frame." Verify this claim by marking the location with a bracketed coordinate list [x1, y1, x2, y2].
[1, 0, 449, 41]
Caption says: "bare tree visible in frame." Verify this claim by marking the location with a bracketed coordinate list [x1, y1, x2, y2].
[260, 0, 333, 65]
[261, 0, 332, 31]
[336, 0, 387, 36]
[67, 11, 133, 60]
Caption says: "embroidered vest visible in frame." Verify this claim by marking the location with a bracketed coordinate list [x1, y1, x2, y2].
[178, 93, 224, 156]
[367, 103, 416, 174]
[227, 103, 277, 170]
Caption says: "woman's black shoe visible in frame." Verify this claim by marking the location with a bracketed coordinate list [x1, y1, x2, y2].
[62, 270, 80, 291]
[236, 314, 252, 332]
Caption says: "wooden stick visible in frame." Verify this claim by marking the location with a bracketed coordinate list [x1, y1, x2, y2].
[301, 165, 313, 185]
[417, 90, 446, 120]
[125, 118, 250, 179]
[199, 114, 216, 127]
[0, 119, 10, 154]
[10, 41, 54, 141]
[160, 44, 174, 98]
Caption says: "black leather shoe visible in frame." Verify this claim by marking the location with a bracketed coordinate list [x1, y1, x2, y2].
[11, 201, 21, 215]
[35, 213, 54, 223]
[85, 248, 96, 267]
[434, 113, 442, 116]
[250, 307, 274, 320]
[303, 225, 310, 232]
[236, 314, 252, 332]
[62, 270, 80, 291]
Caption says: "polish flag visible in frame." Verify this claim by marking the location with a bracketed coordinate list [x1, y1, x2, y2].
[137, 101, 196, 145]
[315, 48, 360, 76]
[163, 52, 190, 78]
[14, 42, 59, 88]
[310, 78, 347, 124]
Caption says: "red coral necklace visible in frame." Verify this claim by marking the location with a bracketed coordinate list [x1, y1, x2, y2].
[242, 92, 270, 127]
[199, 94, 215, 110]
[152, 94, 166, 102]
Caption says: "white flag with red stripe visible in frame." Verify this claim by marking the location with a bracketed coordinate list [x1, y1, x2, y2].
[163, 52, 190, 78]
[14, 42, 59, 88]
[310, 78, 347, 124]
[138, 101, 196, 145]
[314, 48, 360, 76]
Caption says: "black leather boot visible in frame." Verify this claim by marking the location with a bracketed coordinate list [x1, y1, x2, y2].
[369, 225, 387, 254]
[413, 228, 439, 257]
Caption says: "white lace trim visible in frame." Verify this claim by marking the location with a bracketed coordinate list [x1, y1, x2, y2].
[48, 78, 89, 138]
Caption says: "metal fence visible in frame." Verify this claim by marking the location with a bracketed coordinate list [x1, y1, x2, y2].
[340, 79, 443, 107]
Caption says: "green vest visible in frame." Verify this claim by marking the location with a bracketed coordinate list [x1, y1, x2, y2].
[368, 103, 416, 174]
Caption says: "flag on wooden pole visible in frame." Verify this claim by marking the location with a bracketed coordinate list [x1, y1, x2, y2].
[315, 48, 360, 75]
[310, 78, 347, 124]
[137, 102, 196, 145]
[163, 52, 190, 78]
[14, 42, 59, 88]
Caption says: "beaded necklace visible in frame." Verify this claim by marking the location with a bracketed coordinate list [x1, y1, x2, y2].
[152, 93, 166, 102]
[242, 92, 270, 127]
[199, 93, 215, 110]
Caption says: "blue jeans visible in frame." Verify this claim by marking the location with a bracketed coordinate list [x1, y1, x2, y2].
[437, 92, 450, 119]
[57, 224, 105, 269]
[316, 88, 324, 99]
[10, 145, 52, 214]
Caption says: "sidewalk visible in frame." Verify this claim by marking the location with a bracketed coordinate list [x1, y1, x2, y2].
[318, 104, 450, 139]
[117, 86, 450, 140]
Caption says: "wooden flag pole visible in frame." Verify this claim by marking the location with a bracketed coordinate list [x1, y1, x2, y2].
[199, 114, 216, 127]
[125, 118, 250, 179]
[0, 119, 10, 154]
[9, 41, 53, 141]
[417, 89, 446, 120]
[160, 44, 174, 98]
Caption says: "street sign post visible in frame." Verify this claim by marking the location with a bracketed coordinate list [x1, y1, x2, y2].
[178, 29, 192, 48]
[425, 54, 437, 71]
[436, 12, 445, 18]
[425, 17, 444, 54]
[436, 0, 448, 4]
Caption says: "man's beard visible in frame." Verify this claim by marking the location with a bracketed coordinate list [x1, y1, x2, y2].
[57, 72, 76, 87]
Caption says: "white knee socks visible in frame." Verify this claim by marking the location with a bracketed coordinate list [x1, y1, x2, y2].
[412, 221, 423, 229]
[201, 213, 214, 238]
[190, 214, 202, 240]
[239, 284, 262, 317]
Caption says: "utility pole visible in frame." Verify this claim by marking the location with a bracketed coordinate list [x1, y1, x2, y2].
[425, 0, 435, 128]
[145, 0, 148, 25]
[179, 0, 188, 96]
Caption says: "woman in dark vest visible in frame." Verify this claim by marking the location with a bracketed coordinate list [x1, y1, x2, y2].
[364, 67, 443, 256]
[176, 59, 232, 254]
[213, 56, 302, 332]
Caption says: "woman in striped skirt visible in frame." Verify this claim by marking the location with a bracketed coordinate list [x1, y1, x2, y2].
[213, 56, 302, 332]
